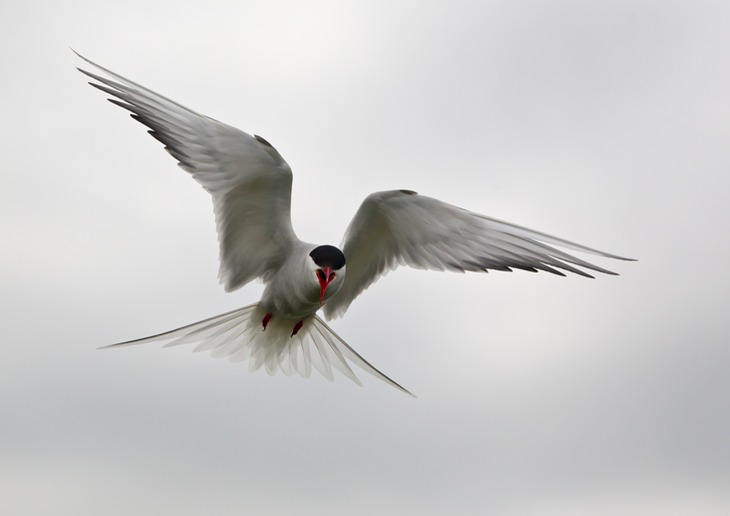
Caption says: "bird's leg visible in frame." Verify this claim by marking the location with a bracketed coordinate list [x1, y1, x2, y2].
[291, 320, 303, 337]
[261, 312, 273, 330]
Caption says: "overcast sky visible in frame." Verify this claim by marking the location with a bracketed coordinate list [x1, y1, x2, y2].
[2, 1, 729, 514]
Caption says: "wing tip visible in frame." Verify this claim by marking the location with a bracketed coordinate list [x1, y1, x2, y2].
[97, 341, 138, 350]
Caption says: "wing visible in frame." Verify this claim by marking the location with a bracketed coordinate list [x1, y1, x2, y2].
[103, 303, 412, 396]
[324, 190, 635, 319]
[75, 51, 298, 291]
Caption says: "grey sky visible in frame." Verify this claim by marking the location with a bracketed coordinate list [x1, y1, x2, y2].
[2, 1, 729, 514]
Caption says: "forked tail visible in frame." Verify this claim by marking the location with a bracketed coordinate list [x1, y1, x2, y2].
[102, 303, 412, 396]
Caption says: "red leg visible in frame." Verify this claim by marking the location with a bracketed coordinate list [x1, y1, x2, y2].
[261, 312, 273, 330]
[291, 320, 303, 337]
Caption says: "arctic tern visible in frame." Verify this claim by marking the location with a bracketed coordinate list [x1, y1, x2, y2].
[76, 52, 633, 395]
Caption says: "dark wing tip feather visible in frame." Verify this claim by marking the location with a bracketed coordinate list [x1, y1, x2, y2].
[254, 134, 273, 147]
[86, 73, 197, 171]
[505, 265, 539, 273]
[78, 67, 112, 87]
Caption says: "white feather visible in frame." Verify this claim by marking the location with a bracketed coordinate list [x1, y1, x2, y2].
[102, 304, 412, 395]
[75, 51, 297, 292]
[324, 190, 634, 319]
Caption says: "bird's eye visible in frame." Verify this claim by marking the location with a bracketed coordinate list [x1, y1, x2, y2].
[316, 270, 326, 282]
[328, 272, 336, 281]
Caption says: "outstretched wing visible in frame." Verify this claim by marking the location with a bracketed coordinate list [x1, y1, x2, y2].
[324, 190, 634, 319]
[103, 304, 412, 396]
[76, 52, 298, 291]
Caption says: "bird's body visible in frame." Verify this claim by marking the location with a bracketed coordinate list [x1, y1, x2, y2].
[76, 52, 633, 395]
[260, 242, 340, 324]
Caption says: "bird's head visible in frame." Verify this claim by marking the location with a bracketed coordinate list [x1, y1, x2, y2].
[308, 245, 346, 305]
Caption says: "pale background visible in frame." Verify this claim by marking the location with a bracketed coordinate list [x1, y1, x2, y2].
[2, 1, 729, 515]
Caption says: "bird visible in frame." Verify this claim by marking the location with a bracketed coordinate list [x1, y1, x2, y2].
[75, 51, 634, 395]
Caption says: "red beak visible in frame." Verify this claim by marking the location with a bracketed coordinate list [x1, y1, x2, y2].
[317, 266, 333, 305]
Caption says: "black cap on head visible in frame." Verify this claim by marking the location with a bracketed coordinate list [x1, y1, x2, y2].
[309, 245, 346, 270]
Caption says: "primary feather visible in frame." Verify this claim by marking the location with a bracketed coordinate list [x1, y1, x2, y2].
[75, 51, 297, 291]
[324, 190, 634, 319]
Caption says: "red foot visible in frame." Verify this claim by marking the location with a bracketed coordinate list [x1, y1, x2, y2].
[261, 312, 273, 330]
[291, 320, 303, 337]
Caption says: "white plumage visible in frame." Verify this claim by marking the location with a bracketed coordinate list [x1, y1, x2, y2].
[76, 51, 633, 395]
